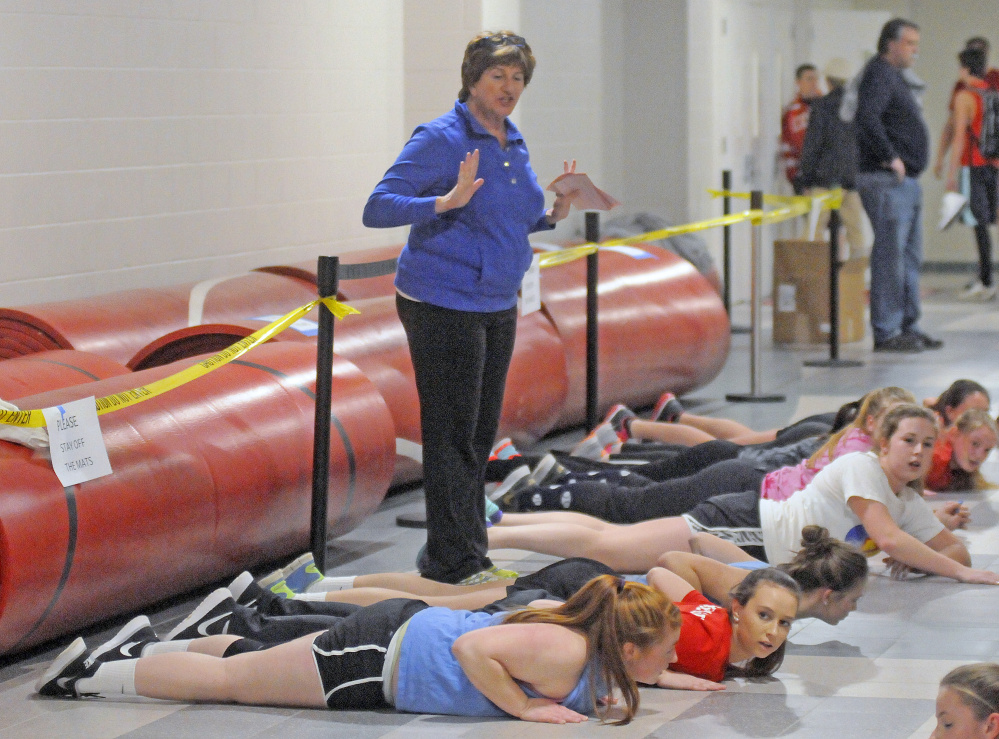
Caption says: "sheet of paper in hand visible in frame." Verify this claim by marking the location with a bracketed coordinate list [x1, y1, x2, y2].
[546, 172, 621, 211]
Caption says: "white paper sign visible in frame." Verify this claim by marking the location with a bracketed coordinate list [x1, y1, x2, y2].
[777, 284, 797, 313]
[42, 397, 113, 487]
[519, 253, 542, 316]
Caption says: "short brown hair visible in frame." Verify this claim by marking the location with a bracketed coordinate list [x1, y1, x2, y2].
[458, 31, 536, 102]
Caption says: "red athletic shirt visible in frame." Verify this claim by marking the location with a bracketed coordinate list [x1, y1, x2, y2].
[958, 79, 999, 167]
[949, 69, 999, 108]
[669, 590, 732, 683]
[780, 96, 811, 184]
[925, 438, 954, 491]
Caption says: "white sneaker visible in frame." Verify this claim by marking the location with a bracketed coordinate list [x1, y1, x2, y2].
[959, 280, 985, 300]
[983, 285, 998, 301]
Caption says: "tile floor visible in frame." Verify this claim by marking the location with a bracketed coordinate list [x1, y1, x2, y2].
[2, 273, 998, 738]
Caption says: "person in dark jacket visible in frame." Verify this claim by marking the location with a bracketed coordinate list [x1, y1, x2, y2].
[854, 18, 942, 354]
[799, 57, 865, 258]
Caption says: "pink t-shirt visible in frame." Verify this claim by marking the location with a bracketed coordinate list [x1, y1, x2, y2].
[760, 428, 872, 501]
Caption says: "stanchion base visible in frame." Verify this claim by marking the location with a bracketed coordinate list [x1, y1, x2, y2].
[396, 512, 427, 529]
[730, 325, 751, 334]
[725, 393, 786, 403]
[803, 358, 864, 368]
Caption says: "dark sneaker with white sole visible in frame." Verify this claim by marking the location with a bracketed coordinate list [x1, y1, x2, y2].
[164, 588, 235, 641]
[36, 637, 98, 698]
[873, 333, 923, 353]
[906, 330, 943, 350]
[86, 615, 158, 666]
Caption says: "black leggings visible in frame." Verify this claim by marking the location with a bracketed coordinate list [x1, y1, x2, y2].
[514, 459, 766, 523]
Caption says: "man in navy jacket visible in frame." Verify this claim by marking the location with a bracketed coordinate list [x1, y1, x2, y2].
[855, 18, 943, 353]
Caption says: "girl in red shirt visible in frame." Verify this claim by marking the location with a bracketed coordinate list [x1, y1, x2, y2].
[926, 409, 998, 493]
[648, 567, 800, 690]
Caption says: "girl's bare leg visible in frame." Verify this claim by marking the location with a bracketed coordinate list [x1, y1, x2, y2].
[494, 511, 613, 530]
[674, 413, 756, 440]
[628, 419, 715, 446]
[321, 586, 507, 610]
[186, 635, 241, 656]
[135, 632, 327, 707]
[488, 517, 695, 573]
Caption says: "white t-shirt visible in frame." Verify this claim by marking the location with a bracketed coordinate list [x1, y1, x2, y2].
[758, 451, 945, 565]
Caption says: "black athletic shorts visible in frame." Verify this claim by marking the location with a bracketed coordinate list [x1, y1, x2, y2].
[508, 557, 615, 600]
[311, 598, 429, 710]
[683, 490, 767, 561]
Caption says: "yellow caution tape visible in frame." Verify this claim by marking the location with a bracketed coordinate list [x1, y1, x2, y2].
[708, 187, 844, 210]
[537, 186, 844, 270]
[0, 297, 359, 428]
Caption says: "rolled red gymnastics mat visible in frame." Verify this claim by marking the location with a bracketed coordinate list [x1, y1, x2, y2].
[0, 272, 319, 364]
[0, 342, 394, 655]
[538, 243, 730, 425]
[125, 296, 570, 487]
[255, 244, 403, 301]
[0, 350, 131, 400]
[127, 320, 314, 371]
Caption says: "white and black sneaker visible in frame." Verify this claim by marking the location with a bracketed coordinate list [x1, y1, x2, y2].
[226, 572, 259, 607]
[36, 637, 99, 698]
[487, 464, 531, 505]
[164, 588, 235, 641]
[86, 615, 158, 666]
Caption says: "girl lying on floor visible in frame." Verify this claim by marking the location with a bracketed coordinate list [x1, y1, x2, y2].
[487, 405, 999, 585]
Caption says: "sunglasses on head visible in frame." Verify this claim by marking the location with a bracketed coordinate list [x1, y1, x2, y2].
[475, 33, 526, 49]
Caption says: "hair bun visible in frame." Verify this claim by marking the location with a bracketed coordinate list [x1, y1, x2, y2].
[800, 525, 832, 552]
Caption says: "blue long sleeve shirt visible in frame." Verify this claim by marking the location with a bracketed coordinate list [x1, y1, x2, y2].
[854, 56, 929, 176]
[363, 101, 552, 312]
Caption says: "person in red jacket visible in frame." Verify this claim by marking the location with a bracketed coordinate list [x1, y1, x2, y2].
[780, 64, 822, 193]
[943, 47, 999, 301]
[934, 37, 999, 185]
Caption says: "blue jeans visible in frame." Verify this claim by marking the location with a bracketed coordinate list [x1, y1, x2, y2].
[855, 172, 923, 343]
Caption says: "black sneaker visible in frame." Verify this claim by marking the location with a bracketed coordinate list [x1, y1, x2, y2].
[531, 453, 569, 487]
[873, 333, 923, 353]
[165, 588, 235, 641]
[906, 330, 943, 350]
[487, 464, 531, 504]
[86, 616, 158, 666]
[497, 467, 539, 511]
[36, 637, 99, 698]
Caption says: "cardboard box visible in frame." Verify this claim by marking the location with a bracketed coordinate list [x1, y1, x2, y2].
[772, 240, 867, 344]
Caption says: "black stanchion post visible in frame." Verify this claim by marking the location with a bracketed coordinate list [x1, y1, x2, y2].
[727, 190, 785, 404]
[585, 211, 600, 432]
[310, 255, 339, 573]
[724, 170, 750, 334]
[804, 205, 862, 368]
[722, 169, 733, 316]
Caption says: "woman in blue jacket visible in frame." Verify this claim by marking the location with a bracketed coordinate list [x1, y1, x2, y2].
[363, 31, 572, 585]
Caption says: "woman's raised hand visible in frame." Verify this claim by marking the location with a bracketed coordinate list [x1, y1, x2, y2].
[436, 150, 485, 213]
[546, 159, 576, 225]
